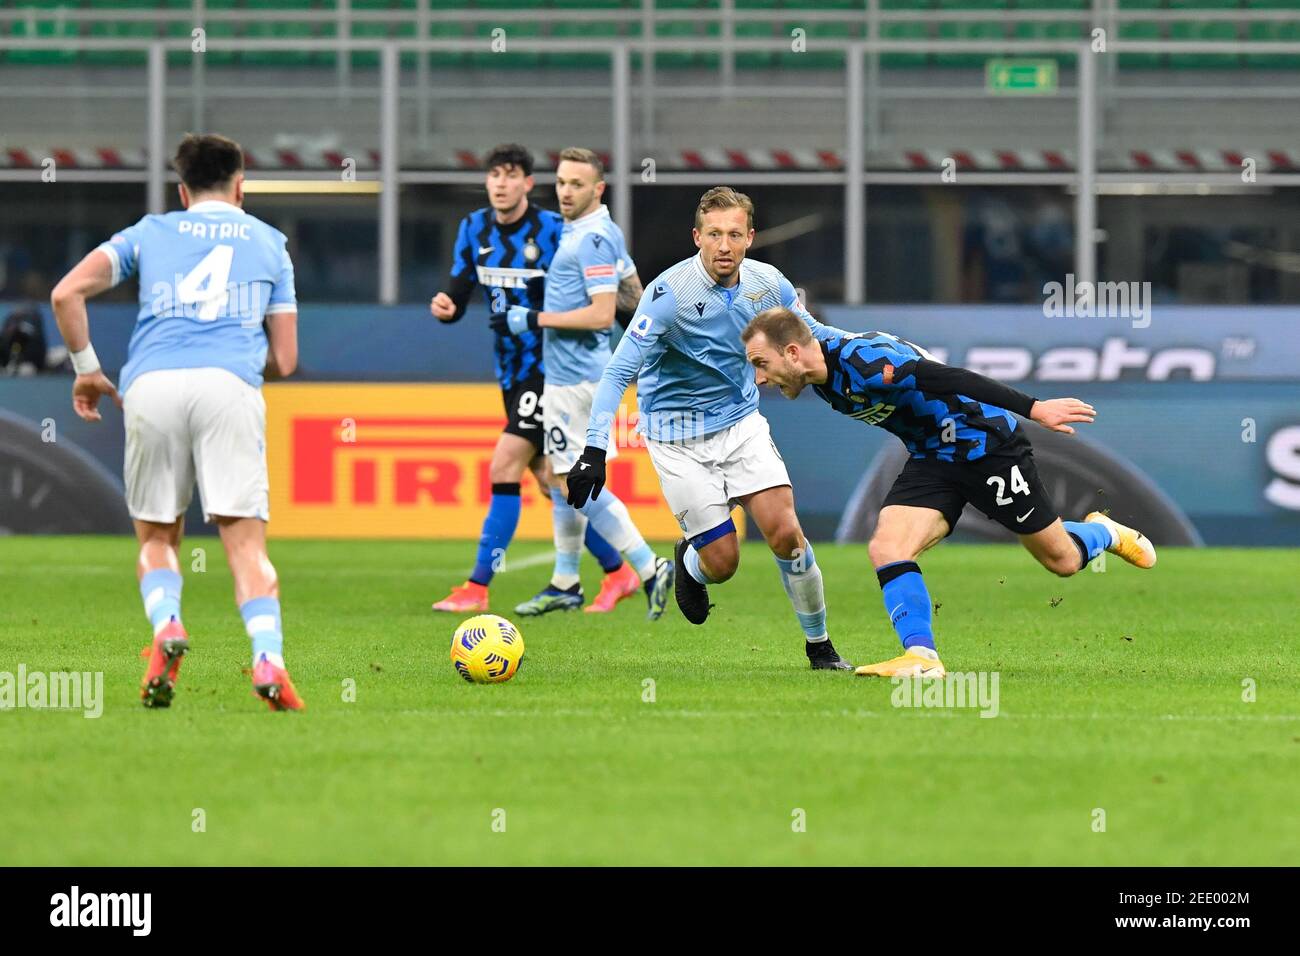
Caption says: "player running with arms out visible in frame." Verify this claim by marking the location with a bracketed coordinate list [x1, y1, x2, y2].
[49, 133, 305, 710]
[740, 307, 1157, 679]
[429, 143, 639, 615]
[495, 147, 673, 619]
[567, 186, 853, 670]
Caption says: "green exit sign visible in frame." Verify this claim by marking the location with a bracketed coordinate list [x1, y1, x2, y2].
[986, 59, 1058, 95]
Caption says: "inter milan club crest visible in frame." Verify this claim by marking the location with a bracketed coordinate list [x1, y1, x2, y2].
[523, 240, 541, 264]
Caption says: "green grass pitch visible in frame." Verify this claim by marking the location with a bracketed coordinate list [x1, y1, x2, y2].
[1, 536, 1296, 866]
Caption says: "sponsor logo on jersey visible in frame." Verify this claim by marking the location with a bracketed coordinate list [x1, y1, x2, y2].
[848, 402, 897, 425]
[476, 265, 545, 289]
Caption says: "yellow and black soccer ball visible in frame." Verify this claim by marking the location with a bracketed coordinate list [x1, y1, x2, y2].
[450, 614, 525, 684]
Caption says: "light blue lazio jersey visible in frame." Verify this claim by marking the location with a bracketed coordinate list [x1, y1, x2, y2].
[586, 254, 838, 448]
[97, 199, 296, 395]
[542, 204, 636, 386]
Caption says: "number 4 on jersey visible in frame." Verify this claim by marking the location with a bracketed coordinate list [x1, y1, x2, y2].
[175, 244, 235, 321]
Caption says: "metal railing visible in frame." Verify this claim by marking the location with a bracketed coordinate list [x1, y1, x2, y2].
[3, 34, 1300, 302]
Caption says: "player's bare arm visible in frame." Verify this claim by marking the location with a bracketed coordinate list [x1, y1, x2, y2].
[50, 247, 122, 422]
[263, 311, 299, 379]
[538, 291, 616, 331]
[1028, 398, 1096, 434]
[615, 272, 643, 314]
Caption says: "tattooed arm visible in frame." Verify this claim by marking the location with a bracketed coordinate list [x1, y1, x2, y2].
[614, 271, 643, 329]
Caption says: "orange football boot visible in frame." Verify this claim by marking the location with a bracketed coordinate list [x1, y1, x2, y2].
[140, 618, 189, 708]
[251, 655, 306, 712]
[432, 581, 490, 613]
[585, 562, 641, 613]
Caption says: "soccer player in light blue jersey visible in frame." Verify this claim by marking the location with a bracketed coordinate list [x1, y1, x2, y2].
[490, 147, 673, 619]
[50, 133, 305, 711]
[566, 187, 853, 670]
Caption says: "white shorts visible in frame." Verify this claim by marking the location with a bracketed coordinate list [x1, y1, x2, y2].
[543, 380, 617, 475]
[645, 412, 790, 539]
[123, 367, 269, 523]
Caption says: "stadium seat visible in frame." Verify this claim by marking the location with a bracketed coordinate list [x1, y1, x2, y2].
[1245, 20, 1300, 68]
[653, 0, 717, 9]
[470, 20, 543, 70]
[781, 20, 852, 69]
[735, 20, 777, 71]
[550, 21, 619, 70]
[935, 20, 1005, 68]
[1117, 20, 1163, 69]
[425, 20, 469, 70]
[880, 21, 929, 68]
[83, 21, 155, 69]
[1012, 18, 1083, 68]
[7, 7, 77, 67]
[1169, 20, 1240, 69]
[782, 0, 861, 8]
[654, 20, 705, 69]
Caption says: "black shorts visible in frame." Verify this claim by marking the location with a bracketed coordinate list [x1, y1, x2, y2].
[501, 375, 545, 451]
[882, 442, 1059, 536]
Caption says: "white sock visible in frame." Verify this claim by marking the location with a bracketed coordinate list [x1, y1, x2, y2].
[550, 486, 586, 590]
[581, 490, 657, 580]
[255, 651, 286, 669]
[774, 541, 828, 643]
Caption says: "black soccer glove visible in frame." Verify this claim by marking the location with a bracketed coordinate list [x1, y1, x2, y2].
[565, 446, 607, 508]
[488, 305, 540, 336]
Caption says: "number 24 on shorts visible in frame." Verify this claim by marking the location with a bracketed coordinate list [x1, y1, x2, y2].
[987, 464, 1031, 507]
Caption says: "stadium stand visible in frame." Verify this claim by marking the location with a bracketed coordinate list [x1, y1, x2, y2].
[2, 0, 1300, 71]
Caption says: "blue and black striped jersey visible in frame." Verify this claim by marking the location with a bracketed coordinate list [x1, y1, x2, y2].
[447, 204, 564, 388]
[814, 330, 1032, 462]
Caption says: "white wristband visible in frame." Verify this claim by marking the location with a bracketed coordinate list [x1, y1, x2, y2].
[70, 343, 101, 376]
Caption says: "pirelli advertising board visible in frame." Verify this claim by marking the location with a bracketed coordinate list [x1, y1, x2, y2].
[264, 383, 683, 539]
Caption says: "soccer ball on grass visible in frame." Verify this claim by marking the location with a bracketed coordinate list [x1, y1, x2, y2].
[450, 614, 524, 684]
